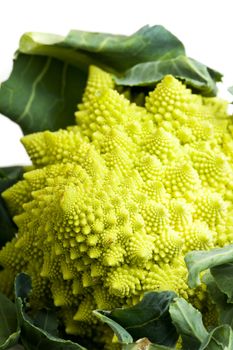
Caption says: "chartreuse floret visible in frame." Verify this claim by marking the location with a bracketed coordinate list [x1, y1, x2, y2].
[0, 65, 233, 348]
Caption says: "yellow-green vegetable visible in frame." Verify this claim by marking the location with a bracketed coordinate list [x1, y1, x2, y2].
[0, 66, 232, 345]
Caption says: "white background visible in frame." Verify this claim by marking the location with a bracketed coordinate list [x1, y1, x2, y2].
[0, 0, 233, 166]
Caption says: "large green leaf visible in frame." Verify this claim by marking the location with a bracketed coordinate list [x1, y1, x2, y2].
[203, 270, 233, 328]
[31, 310, 59, 337]
[0, 167, 23, 246]
[114, 56, 218, 96]
[0, 54, 87, 134]
[14, 273, 87, 350]
[95, 291, 178, 347]
[0, 292, 20, 349]
[199, 324, 233, 350]
[185, 244, 233, 288]
[219, 304, 233, 329]
[93, 311, 133, 344]
[202, 271, 226, 307]
[0, 25, 222, 135]
[19, 26, 185, 72]
[169, 297, 208, 348]
[210, 263, 233, 303]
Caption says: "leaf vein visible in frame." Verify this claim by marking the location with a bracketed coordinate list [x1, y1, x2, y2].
[18, 57, 52, 122]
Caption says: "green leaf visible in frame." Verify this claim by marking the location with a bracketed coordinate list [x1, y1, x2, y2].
[0, 25, 221, 135]
[32, 310, 59, 337]
[203, 271, 233, 328]
[0, 292, 20, 349]
[219, 305, 233, 329]
[199, 324, 233, 350]
[114, 56, 218, 96]
[202, 271, 226, 308]
[210, 263, 233, 303]
[95, 291, 178, 347]
[18, 25, 185, 72]
[0, 167, 23, 246]
[19, 26, 221, 94]
[169, 297, 208, 346]
[0, 54, 87, 134]
[0, 167, 23, 187]
[207, 67, 223, 83]
[15, 273, 31, 302]
[93, 310, 133, 344]
[185, 244, 233, 288]
[228, 86, 233, 95]
[15, 273, 87, 350]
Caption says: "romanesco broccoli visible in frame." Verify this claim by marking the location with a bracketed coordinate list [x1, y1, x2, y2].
[0, 66, 232, 347]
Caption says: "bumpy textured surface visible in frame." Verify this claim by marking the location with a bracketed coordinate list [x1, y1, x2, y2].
[1, 66, 233, 347]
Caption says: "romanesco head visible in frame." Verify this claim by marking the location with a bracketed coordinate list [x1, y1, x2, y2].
[0, 66, 233, 346]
